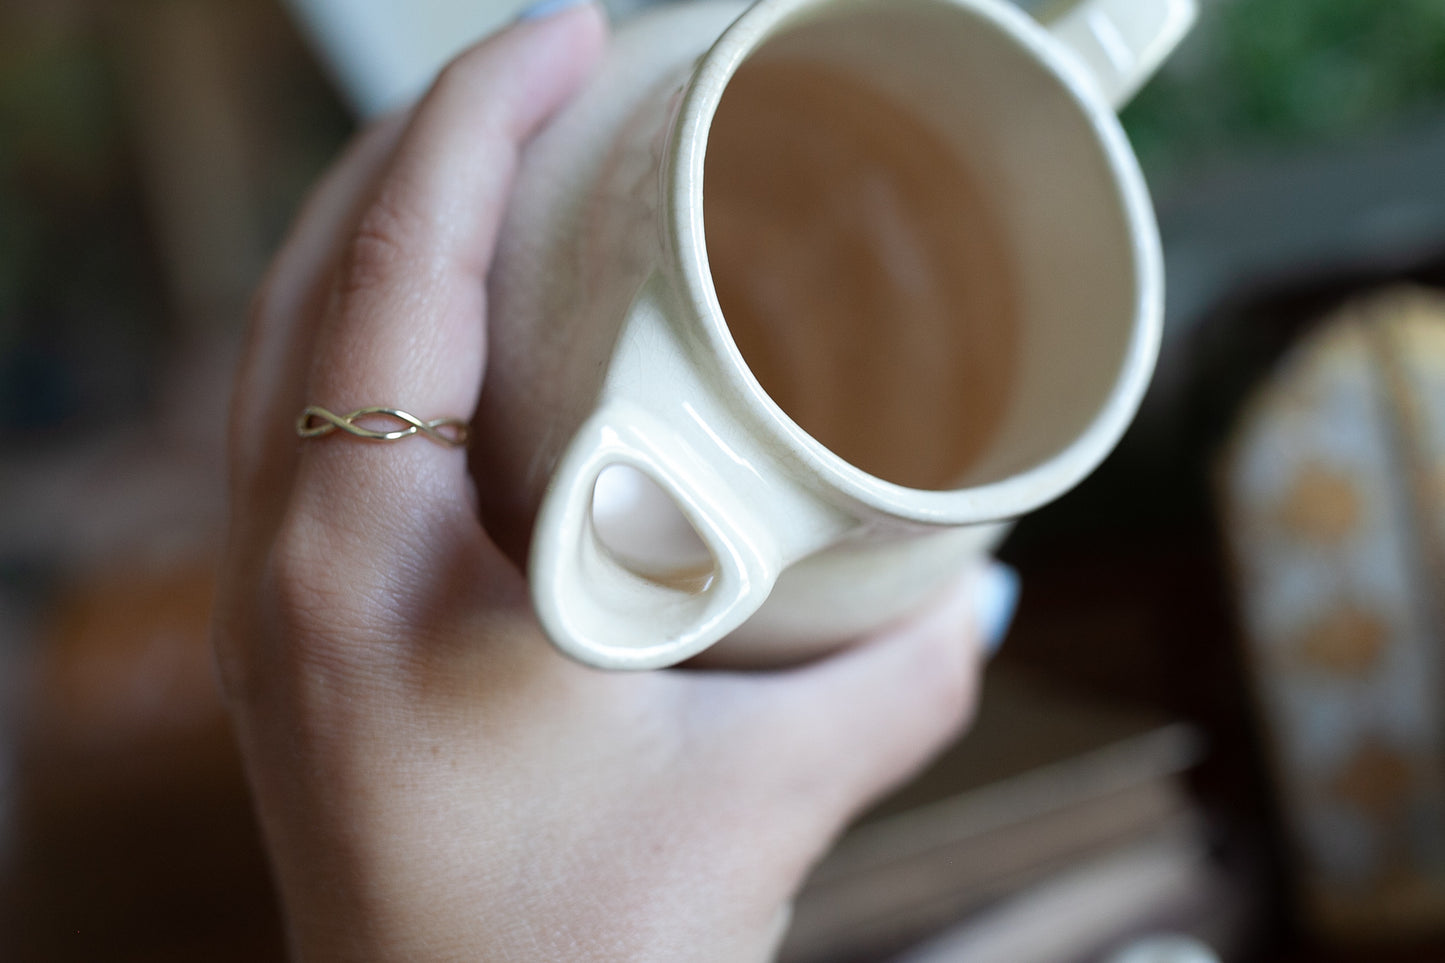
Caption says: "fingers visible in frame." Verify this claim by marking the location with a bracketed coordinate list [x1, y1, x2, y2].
[227, 6, 607, 657]
[231, 114, 408, 509]
[298, 4, 608, 509]
[700, 569, 998, 855]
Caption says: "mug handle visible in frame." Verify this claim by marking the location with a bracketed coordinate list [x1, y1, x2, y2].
[1044, 0, 1197, 108]
[529, 277, 839, 670]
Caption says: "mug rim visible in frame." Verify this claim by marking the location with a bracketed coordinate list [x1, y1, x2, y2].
[664, 0, 1165, 525]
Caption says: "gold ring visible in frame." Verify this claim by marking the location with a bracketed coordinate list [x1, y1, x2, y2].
[296, 405, 468, 448]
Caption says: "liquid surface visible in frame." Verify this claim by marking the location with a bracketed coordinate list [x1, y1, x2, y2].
[704, 60, 1018, 490]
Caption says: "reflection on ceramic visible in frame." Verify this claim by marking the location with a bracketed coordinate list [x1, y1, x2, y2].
[474, 0, 1196, 669]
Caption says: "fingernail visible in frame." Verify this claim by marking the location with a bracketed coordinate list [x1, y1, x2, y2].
[516, 0, 591, 21]
[974, 563, 1019, 657]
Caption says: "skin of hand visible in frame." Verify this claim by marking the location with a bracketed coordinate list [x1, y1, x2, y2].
[213, 5, 986, 961]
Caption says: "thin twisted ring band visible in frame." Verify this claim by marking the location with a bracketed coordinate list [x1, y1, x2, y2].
[296, 405, 469, 448]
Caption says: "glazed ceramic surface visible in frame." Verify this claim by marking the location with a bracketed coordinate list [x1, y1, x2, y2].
[475, 0, 1196, 669]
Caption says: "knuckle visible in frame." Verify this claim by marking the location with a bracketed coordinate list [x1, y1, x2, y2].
[428, 49, 514, 144]
[214, 505, 408, 709]
[339, 191, 427, 300]
[267, 509, 372, 642]
[432, 44, 491, 101]
[266, 494, 422, 642]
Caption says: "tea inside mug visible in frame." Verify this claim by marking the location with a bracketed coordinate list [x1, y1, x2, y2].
[704, 58, 1020, 491]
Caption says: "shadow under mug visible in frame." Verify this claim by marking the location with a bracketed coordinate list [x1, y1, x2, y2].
[475, 0, 1195, 669]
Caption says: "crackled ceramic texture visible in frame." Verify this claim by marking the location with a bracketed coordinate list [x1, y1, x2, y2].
[474, 0, 1194, 669]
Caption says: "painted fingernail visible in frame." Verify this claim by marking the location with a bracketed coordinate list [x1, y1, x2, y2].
[975, 563, 1020, 657]
[516, 0, 592, 21]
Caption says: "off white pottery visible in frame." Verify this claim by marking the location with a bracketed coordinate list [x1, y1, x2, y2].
[475, 0, 1196, 669]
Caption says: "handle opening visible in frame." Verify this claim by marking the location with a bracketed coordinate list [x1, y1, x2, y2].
[531, 404, 779, 670]
[591, 464, 716, 592]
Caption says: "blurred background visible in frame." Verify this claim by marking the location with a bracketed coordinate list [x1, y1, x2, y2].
[2, 0, 1444, 960]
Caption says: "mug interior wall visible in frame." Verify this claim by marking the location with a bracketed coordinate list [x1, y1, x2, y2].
[714, 0, 1139, 490]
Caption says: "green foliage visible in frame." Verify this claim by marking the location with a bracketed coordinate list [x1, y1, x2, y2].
[1122, 0, 1445, 181]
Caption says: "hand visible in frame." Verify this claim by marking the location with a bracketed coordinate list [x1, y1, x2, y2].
[214, 6, 990, 960]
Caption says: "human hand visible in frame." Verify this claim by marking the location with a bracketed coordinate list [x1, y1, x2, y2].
[214, 5, 998, 960]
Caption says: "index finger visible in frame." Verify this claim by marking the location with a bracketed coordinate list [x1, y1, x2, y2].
[298, 5, 608, 521]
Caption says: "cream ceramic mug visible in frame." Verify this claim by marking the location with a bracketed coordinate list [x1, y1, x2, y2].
[475, 0, 1195, 669]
